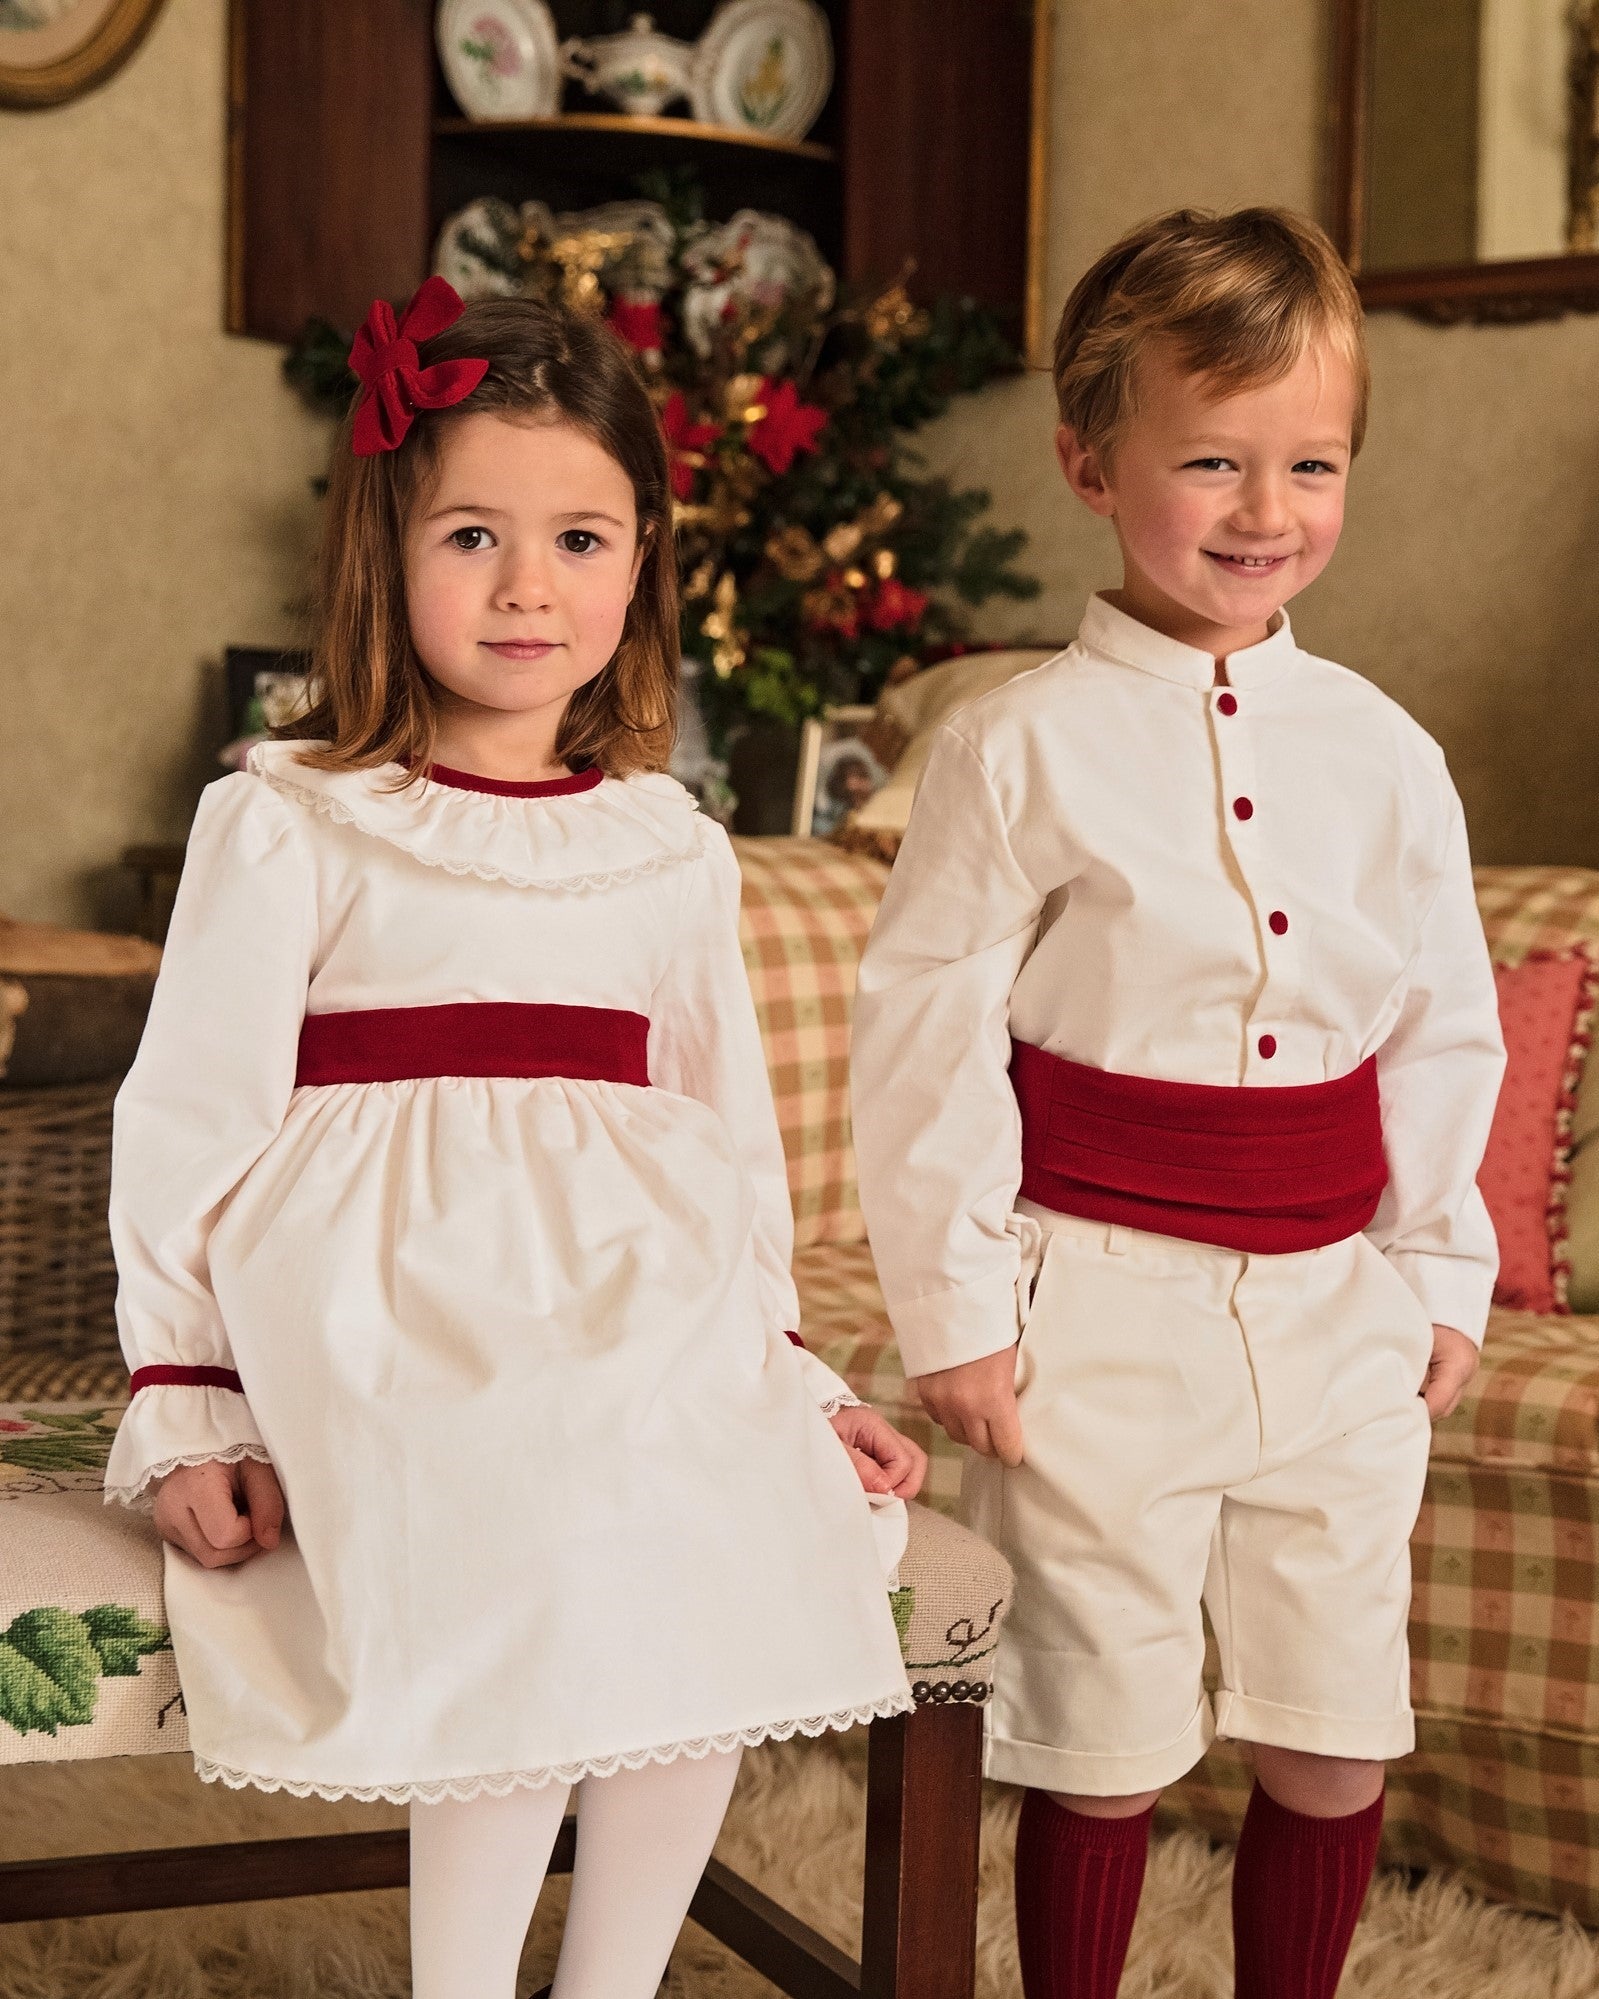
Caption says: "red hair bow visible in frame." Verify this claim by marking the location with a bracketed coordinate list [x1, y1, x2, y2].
[348, 276, 489, 456]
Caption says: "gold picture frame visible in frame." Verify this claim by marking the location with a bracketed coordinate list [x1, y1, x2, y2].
[0, 0, 167, 110]
[791, 705, 885, 840]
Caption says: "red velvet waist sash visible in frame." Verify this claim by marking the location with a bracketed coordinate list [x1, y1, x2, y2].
[295, 1002, 651, 1088]
[1010, 1040, 1387, 1254]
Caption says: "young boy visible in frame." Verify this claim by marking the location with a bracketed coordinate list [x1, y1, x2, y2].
[850, 208, 1505, 1999]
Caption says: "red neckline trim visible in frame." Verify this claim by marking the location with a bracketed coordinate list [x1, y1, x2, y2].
[424, 763, 604, 798]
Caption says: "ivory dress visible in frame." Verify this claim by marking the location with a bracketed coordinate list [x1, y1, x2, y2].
[105, 745, 911, 1803]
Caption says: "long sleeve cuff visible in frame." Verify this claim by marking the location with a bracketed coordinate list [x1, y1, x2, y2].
[788, 1341, 861, 1416]
[890, 1267, 1023, 1380]
[104, 1382, 271, 1509]
[1384, 1248, 1495, 1348]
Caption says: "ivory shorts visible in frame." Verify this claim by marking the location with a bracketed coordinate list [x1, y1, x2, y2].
[964, 1203, 1436, 1796]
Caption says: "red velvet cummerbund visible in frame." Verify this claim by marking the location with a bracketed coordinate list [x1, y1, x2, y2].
[294, 1002, 651, 1088]
[1010, 1039, 1388, 1254]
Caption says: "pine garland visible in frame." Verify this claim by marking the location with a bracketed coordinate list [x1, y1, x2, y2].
[285, 179, 1039, 749]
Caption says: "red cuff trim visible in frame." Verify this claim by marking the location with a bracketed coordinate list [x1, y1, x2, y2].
[784, 1330, 807, 1349]
[130, 1365, 245, 1396]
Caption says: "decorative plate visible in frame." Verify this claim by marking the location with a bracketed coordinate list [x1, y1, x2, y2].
[436, 0, 560, 121]
[689, 0, 833, 143]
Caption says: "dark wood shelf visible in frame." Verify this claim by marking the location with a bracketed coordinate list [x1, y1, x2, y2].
[433, 111, 836, 163]
[228, 0, 1043, 350]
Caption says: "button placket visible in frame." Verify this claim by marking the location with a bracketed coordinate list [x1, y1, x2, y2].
[1208, 686, 1297, 1075]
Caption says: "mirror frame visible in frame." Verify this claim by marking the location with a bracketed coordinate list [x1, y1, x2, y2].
[1330, 0, 1599, 320]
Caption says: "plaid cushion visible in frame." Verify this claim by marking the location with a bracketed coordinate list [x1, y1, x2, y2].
[734, 837, 887, 1250]
[1475, 865, 1599, 965]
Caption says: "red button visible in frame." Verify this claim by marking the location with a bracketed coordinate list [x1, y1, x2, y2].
[1269, 911, 1288, 934]
[1233, 797, 1254, 821]
[1217, 692, 1238, 716]
[1259, 1034, 1277, 1059]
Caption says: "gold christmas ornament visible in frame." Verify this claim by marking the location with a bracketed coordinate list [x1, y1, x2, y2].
[864, 280, 931, 345]
[546, 228, 635, 312]
[765, 526, 826, 583]
[822, 521, 863, 564]
[725, 372, 766, 423]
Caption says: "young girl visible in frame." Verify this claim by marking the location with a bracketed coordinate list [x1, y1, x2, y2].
[105, 278, 922, 1999]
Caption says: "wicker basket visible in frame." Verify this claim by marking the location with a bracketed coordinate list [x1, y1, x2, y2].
[0, 1080, 120, 1362]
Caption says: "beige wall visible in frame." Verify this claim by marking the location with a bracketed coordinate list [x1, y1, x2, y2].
[0, 0, 329, 927]
[920, 0, 1599, 865]
[3, 0, 1596, 927]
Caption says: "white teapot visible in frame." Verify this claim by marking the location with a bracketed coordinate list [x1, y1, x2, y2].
[560, 14, 695, 118]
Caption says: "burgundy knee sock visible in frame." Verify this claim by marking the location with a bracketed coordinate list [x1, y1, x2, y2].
[1231, 1784, 1384, 1999]
[1014, 1789, 1154, 1999]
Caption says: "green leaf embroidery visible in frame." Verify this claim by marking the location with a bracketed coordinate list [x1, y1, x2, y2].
[0, 1408, 119, 1477]
[889, 1584, 915, 1655]
[0, 1605, 170, 1738]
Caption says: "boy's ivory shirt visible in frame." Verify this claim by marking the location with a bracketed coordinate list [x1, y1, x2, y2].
[852, 594, 1506, 1381]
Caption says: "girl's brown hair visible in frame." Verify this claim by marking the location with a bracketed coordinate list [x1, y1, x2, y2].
[1053, 206, 1370, 460]
[292, 296, 678, 780]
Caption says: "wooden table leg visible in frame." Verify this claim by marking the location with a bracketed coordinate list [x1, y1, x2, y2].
[860, 1702, 986, 1999]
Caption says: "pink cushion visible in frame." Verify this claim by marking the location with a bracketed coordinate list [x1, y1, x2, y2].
[1479, 949, 1598, 1313]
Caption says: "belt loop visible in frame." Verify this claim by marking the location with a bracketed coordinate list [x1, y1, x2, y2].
[1105, 1224, 1129, 1255]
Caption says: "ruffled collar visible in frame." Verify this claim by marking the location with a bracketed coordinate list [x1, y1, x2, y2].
[248, 742, 705, 892]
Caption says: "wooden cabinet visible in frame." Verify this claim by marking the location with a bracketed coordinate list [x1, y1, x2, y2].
[228, 0, 1047, 348]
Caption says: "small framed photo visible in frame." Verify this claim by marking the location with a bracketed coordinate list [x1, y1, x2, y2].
[791, 705, 889, 838]
[220, 646, 313, 769]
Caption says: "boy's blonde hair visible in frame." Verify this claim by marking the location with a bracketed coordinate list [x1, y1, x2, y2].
[1052, 206, 1369, 459]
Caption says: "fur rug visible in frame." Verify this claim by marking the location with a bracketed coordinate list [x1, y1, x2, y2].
[2, 1737, 1597, 1997]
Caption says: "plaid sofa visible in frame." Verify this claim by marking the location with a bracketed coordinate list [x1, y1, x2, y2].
[742, 840, 1599, 1925]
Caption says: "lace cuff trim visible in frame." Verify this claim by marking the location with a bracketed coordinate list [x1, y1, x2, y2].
[104, 1444, 276, 1512]
[193, 1687, 915, 1804]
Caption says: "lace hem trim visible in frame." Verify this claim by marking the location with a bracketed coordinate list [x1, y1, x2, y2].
[256, 768, 704, 894]
[104, 1444, 275, 1511]
[191, 1689, 915, 1804]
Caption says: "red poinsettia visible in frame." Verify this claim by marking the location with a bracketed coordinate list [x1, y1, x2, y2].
[747, 377, 828, 476]
[865, 576, 930, 632]
[660, 391, 723, 500]
[608, 298, 665, 354]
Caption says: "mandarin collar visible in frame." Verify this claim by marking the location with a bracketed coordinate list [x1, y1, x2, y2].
[1077, 592, 1298, 691]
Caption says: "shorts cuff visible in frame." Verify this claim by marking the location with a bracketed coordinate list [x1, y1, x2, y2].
[983, 1699, 1213, 1796]
[1214, 1688, 1414, 1761]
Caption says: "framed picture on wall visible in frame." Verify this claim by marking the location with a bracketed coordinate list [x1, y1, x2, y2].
[791, 705, 889, 839]
[0, 0, 168, 109]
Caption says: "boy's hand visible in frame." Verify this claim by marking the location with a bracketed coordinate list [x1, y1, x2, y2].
[152, 1458, 286, 1569]
[829, 1404, 928, 1499]
[1421, 1324, 1478, 1422]
[913, 1349, 1024, 1468]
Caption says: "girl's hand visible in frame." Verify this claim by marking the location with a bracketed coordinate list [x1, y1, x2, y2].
[914, 1348, 1025, 1467]
[829, 1404, 927, 1500]
[152, 1458, 286, 1569]
[1421, 1324, 1478, 1422]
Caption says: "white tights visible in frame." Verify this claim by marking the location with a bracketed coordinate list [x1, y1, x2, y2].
[409, 1747, 743, 1999]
